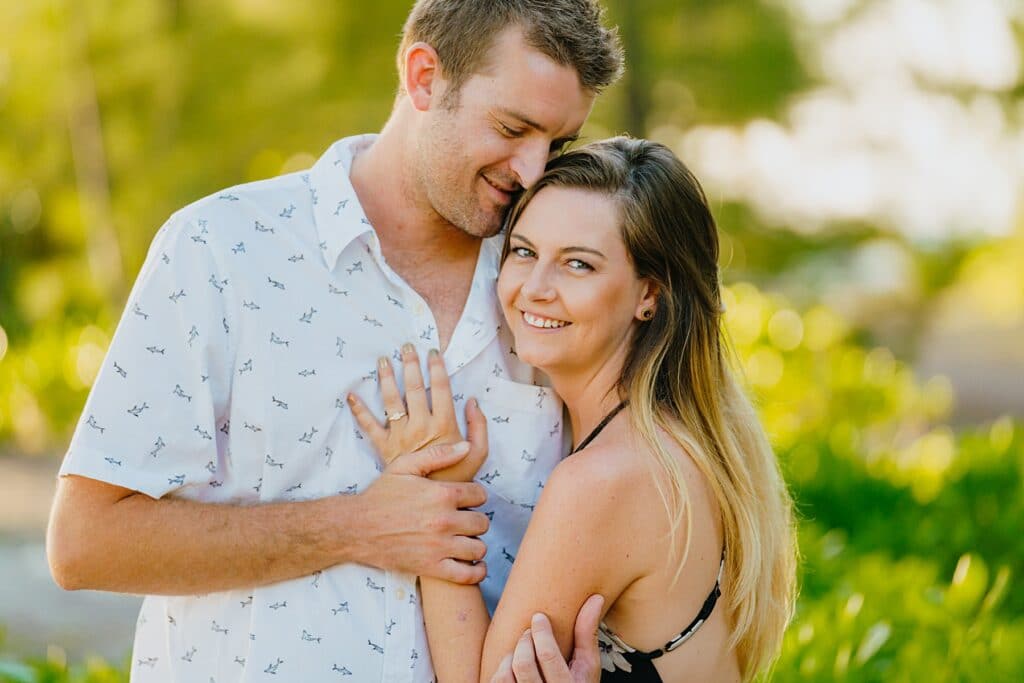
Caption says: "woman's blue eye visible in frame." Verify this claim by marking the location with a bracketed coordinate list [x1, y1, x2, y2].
[567, 259, 593, 271]
[512, 246, 534, 258]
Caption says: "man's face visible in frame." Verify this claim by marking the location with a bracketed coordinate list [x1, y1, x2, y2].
[415, 28, 596, 239]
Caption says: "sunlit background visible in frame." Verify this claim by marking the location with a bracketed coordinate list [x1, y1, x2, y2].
[1, 0, 1022, 681]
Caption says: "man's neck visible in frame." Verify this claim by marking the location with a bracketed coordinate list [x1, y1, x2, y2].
[347, 114, 483, 350]
[349, 116, 481, 265]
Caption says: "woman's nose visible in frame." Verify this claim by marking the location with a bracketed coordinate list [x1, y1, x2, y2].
[520, 263, 556, 301]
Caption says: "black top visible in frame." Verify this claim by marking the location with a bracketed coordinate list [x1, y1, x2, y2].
[570, 401, 725, 682]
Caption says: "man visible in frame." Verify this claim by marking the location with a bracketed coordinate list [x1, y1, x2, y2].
[47, 1, 622, 680]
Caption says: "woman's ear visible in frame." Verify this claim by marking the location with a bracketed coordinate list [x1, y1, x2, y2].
[635, 280, 660, 322]
[403, 41, 445, 112]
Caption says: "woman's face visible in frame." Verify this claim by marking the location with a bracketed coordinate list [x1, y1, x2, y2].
[497, 186, 655, 377]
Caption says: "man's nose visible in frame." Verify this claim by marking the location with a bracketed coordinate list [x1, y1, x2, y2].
[510, 140, 551, 190]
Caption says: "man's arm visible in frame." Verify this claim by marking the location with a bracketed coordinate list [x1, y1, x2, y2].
[47, 445, 490, 594]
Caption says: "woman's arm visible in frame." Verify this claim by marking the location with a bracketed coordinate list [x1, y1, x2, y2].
[421, 578, 492, 682]
[350, 347, 644, 681]
[422, 448, 648, 682]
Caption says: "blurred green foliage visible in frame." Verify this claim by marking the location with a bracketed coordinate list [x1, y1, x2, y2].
[1, 1, 1022, 681]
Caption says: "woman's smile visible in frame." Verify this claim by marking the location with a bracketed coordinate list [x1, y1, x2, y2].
[521, 311, 572, 329]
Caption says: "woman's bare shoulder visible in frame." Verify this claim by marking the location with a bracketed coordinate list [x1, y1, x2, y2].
[539, 434, 664, 528]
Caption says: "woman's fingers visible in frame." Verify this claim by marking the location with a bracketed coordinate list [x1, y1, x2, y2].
[347, 393, 388, 453]
[377, 356, 407, 422]
[401, 343, 429, 419]
[464, 398, 489, 473]
[427, 349, 456, 423]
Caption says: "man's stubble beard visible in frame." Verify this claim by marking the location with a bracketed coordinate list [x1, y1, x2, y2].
[417, 115, 505, 240]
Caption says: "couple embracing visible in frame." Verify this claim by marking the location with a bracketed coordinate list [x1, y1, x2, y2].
[48, 1, 796, 681]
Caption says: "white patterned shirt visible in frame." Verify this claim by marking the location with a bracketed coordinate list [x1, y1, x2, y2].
[59, 135, 566, 682]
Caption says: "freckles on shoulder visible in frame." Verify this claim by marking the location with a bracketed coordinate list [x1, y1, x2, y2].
[541, 444, 652, 518]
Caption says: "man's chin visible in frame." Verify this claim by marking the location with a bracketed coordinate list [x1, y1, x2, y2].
[455, 209, 504, 239]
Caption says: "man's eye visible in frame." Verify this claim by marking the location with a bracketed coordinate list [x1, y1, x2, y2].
[567, 259, 593, 271]
[499, 124, 524, 138]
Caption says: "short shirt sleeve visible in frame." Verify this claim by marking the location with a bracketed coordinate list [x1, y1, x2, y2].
[60, 213, 235, 498]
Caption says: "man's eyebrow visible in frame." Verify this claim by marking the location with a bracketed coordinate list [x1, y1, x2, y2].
[510, 234, 606, 259]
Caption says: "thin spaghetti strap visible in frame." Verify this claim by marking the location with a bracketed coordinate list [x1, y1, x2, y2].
[571, 400, 629, 455]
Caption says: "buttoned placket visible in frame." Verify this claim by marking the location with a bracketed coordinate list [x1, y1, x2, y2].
[360, 232, 420, 683]
[361, 230, 500, 683]
[307, 136, 507, 679]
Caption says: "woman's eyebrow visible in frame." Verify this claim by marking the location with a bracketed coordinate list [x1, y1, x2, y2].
[510, 234, 606, 259]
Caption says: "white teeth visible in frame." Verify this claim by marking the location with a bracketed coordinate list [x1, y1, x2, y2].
[523, 312, 569, 329]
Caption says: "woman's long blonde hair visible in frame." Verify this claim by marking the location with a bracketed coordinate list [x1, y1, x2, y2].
[503, 137, 798, 681]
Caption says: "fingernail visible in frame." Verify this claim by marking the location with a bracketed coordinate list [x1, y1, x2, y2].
[453, 442, 470, 455]
[402, 342, 414, 355]
[521, 628, 531, 640]
[378, 357, 388, 369]
[428, 348, 439, 359]
[532, 612, 544, 625]
[346, 393, 356, 405]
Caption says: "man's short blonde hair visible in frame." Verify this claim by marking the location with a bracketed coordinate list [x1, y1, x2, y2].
[397, 0, 623, 102]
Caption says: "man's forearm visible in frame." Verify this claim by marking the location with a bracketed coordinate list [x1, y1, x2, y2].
[48, 448, 490, 596]
[47, 476, 363, 595]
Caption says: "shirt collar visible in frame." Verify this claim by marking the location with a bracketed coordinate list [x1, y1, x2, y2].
[308, 134, 378, 271]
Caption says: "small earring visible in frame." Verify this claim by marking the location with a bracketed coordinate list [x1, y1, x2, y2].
[641, 308, 654, 321]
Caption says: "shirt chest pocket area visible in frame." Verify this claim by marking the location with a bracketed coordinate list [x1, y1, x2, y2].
[473, 375, 565, 507]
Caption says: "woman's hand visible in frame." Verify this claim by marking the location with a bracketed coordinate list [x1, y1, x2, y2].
[349, 343, 488, 482]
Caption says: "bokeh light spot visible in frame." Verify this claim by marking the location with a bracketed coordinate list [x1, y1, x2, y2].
[854, 621, 891, 665]
[281, 152, 317, 175]
[768, 309, 804, 350]
[803, 305, 847, 351]
[746, 347, 785, 387]
[989, 416, 1014, 453]
[725, 282, 767, 346]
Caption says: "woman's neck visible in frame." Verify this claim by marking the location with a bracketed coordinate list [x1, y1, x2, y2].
[547, 356, 629, 452]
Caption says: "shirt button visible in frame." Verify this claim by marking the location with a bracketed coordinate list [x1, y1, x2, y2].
[396, 588, 406, 601]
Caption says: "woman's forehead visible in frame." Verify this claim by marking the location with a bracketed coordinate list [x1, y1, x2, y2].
[512, 186, 622, 245]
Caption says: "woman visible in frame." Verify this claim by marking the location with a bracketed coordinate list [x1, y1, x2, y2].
[349, 137, 797, 682]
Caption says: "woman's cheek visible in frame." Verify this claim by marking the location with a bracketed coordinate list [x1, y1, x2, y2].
[496, 269, 517, 312]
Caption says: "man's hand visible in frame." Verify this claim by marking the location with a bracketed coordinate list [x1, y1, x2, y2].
[491, 595, 605, 683]
[353, 442, 491, 584]
[47, 442, 491, 595]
